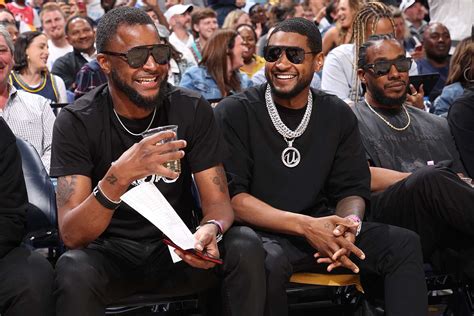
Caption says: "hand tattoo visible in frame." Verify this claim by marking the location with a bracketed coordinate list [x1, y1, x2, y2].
[105, 174, 118, 185]
[56, 175, 77, 208]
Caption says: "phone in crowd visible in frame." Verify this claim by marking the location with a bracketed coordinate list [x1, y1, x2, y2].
[163, 237, 223, 265]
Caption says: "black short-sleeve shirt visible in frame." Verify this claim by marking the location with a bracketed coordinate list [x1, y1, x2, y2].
[51, 84, 225, 241]
[215, 84, 370, 217]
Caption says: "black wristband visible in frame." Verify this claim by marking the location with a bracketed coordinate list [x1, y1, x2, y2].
[92, 185, 121, 210]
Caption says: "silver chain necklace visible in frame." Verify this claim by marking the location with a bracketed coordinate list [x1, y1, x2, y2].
[265, 84, 313, 168]
[365, 100, 411, 131]
[113, 107, 157, 137]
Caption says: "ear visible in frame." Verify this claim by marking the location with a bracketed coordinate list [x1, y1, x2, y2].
[357, 68, 366, 84]
[96, 53, 111, 75]
[313, 52, 324, 73]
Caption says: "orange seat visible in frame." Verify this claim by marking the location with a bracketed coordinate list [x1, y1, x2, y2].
[290, 273, 364, 293]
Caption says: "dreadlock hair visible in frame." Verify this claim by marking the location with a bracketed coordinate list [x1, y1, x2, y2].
[268, 17, 322, 53]
[350, 1, 394, 103]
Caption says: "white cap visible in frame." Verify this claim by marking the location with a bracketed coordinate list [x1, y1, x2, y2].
[164, 4, 193, 23]
[399, 0, 416, 12]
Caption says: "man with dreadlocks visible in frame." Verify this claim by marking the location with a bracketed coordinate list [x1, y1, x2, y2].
[216, 17, 427, 316]
[354, 34, 474, 283]
[321, 1, 419, 106]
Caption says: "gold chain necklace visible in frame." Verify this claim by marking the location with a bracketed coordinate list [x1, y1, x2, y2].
[365, 100, 411, 131]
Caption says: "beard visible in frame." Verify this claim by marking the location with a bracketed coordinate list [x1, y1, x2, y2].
[368, 81, 407, 108]
[110, 68, 169, 111]
[265, 68, 313, 99]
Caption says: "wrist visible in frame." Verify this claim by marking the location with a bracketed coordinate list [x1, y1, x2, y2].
[197, 220, 223, 242]
[346, 215, 362, 236]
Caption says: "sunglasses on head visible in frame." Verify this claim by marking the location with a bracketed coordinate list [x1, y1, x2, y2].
[364, 57, 413, 77]
[263, 46, 318, 64]
[101, 44, 171, 68]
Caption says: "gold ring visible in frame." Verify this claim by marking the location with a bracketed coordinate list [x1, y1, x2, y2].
[411, 92, 418, 96]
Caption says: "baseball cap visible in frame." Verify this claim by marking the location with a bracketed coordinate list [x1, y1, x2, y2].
[164, 4, 193, 23]
[399, 0, 416, 12]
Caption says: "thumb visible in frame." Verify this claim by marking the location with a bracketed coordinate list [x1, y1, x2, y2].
[333, 224, 347, 236]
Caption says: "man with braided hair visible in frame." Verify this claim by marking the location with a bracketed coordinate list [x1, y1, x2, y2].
[216, 17, 427, 316]
[321, 1, 419, 106]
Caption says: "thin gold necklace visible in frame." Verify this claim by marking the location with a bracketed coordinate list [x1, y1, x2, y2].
[365, 100, 411, 131]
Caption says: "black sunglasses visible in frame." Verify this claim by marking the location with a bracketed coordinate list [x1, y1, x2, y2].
[101, 44, 171, 68]
[263, 46, 318, 64]
[364, 57, 413, 77]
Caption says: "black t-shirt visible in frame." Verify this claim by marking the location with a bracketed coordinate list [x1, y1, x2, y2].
[51, 84, 225, 241]
[448, 89, 474, 178]
[215, 84, 370, 217]
[353, 101, 466, 174]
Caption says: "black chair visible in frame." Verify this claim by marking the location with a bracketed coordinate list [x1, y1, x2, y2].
[16, 137, 61, 262]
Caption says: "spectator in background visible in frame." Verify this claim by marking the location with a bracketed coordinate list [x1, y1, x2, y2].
[237, 24, 265, 78]
[449, 88, 474, 178]
[321, 2, 418, 105]
[222, 9, 251, 30]
[0, 7, 16, 26]
[322, 0, 362, 55]
[0, 118, 54, 316]
[399, 0, 426, 40]
[0, 21, 18, 43]
[180, 29, 252, 102]
[52, 16, 96, 91]
[141, 0, 169, 29]
[208, 0, 238, 27]
[249, 3, 268, 38]
[73, 58, 107, 99]
[417, 22, 451, 102]
[41, 3, 73, 70]
[305, 0, 332, 33]
[391, 7, 422, 59]
[165, 4, 193, 47]
[10, 31, 68, 103]
[0, 27, 55, 173]
[189, 8, 218, 63]
[6, 0, 41, 32]
[433, 38, 473, 115]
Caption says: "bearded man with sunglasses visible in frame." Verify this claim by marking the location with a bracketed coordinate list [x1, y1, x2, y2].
[50, 6, 265, 316]
[215, 18, 427, 316]
[354, 34, 474, 282]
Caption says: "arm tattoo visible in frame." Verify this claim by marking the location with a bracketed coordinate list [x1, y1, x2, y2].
[211, 166, 227, 194]
[105, 174, 118, 185]
[56, 176, 77, 208]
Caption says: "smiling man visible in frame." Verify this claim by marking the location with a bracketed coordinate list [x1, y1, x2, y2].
[215, 18, 427, 316]
[52, 16, 96, 91]
[51, 6, 264, 316]
[353, 34, 474, 282]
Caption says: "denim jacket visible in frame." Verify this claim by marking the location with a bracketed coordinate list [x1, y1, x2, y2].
[179, 65, 253, 101]
[433, 82, 464, 116]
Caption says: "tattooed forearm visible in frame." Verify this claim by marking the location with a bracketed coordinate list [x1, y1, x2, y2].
[105, 174, 118, 185]
[56, 176, 77, 208]
[211, 166, 228, 194]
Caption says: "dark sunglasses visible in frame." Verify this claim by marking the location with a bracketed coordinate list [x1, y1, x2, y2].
[263, 46, 318, 64]
[101, 44, 171, 68]
[364, 57, 413, 77]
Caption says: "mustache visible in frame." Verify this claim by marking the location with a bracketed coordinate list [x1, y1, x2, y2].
[384, 80, 407, 89]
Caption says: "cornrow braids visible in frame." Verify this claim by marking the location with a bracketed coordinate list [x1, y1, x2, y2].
[350, 1, 395, 103]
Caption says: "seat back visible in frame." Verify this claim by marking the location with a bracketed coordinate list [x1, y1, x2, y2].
[15, 137, 58, 248]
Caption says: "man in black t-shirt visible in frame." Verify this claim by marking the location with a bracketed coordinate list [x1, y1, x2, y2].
[51, 7, 264, 316]
[353, 34, 474, 280]
[215, 18, 427, 316]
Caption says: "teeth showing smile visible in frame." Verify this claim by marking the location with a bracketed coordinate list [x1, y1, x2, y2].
[137, 78, 157, 84]
[276, 74, 296, 79]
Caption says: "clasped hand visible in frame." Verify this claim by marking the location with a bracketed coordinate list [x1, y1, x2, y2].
[305, 215, 365, 273]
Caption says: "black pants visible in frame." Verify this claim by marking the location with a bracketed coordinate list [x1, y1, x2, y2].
[0, 246, 54, 316]
[370, 166, 474, 260]
[259, 222, 427, 316]
[54, 226, 266, 316]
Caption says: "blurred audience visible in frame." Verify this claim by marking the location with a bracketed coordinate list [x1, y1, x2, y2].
[249, 3, 268, 37]
[417, 22, 451, 102]
[6, 0, 41, 32]
[222, 9, 251, 29]
[189, 8, 218, 63]
[449, 88, 474, 178]
[180, 29, 252, 101]
[10, 31, 68, 103]
[322, 0, 362, 55]
[237, 23, 265, 78]
[391, 7, 423, 59]
[165, 4, 195, 61]
[52, 16, 96, 91]
[0, 21, 19, 44]
[399, 0, 426, 40]
[433, 38, 473, 115]
[41, 3, 73, 70]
